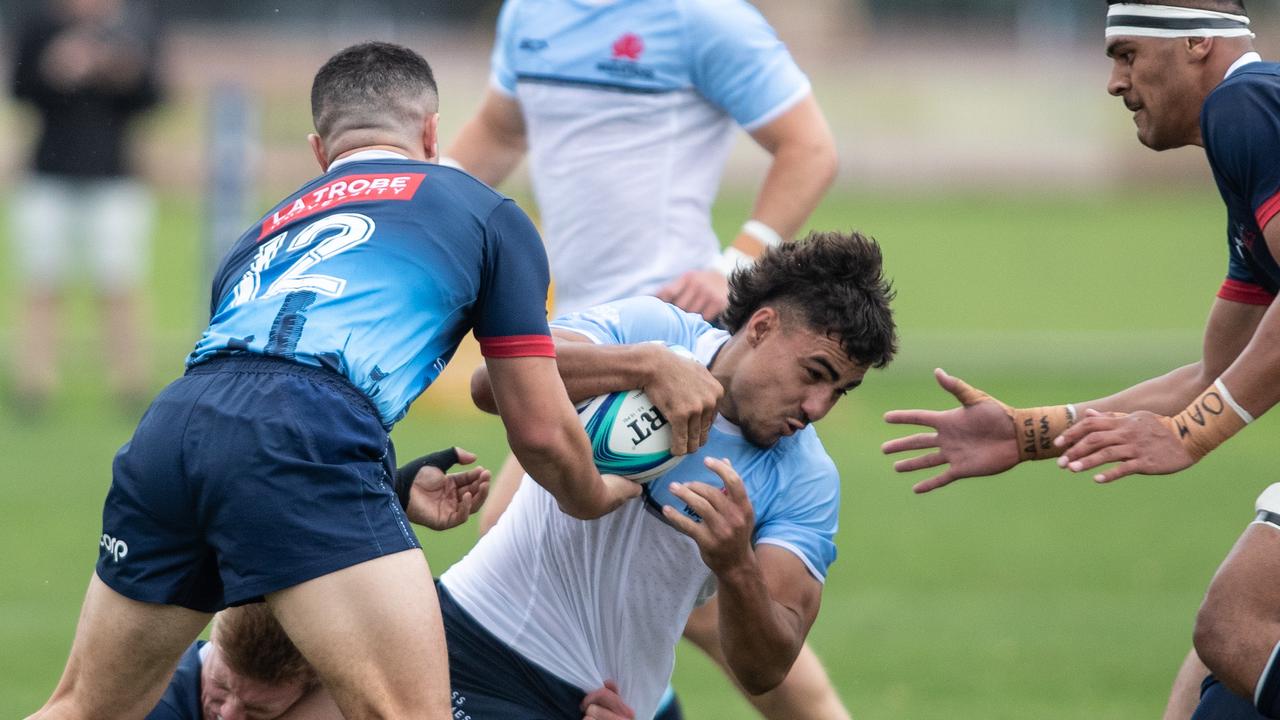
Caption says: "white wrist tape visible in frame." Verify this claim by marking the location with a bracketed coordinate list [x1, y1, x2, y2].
[741, 220, 782, 249]
[712, 246, 754, 277]
[1215, 378, 1256, 424]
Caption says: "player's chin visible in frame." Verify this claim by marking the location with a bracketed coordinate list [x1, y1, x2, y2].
[741, 422, 783, 449]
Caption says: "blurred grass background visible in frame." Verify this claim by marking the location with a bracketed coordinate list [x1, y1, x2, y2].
[3, 185, 1272, 718]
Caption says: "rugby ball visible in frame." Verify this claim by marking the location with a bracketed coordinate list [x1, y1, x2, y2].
[577, 388, 684, 482]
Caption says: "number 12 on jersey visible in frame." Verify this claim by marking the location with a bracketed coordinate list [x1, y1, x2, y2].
[231, 212, 375, 308]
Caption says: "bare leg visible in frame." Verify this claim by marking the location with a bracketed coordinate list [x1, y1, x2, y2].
[683, 598, 852, 720]
[30, 573, 212, 720]
[1195, 523, 1280, 699]
[1164, 647, 1210, 720]
[477, 453, 526, 535]
[267, 550, 451, 720]
[100, 290, 149, 403]
[14, 288, 62, 405]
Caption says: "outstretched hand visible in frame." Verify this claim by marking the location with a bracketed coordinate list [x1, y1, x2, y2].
[399, 447, 491, 530]
[1053, 408, 1196, 483]
[882, 368, 1021, 493]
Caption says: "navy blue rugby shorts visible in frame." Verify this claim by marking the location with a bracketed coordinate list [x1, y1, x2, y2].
[96, 354, 419, 613]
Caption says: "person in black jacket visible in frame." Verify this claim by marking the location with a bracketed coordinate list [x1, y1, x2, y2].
[9, 0, 162, 412]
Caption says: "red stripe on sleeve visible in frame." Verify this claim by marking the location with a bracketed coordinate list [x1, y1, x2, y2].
[1218, 278, 1277, 306]
[1256, 189, 1280, 231]
[477, 335, 557, 359]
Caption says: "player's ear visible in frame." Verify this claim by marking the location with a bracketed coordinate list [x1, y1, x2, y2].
[747, 306, 779, 347]
[308, 133, 328, 171]
[421, 112, 440, 163]
[1186, 36, 1213, 62]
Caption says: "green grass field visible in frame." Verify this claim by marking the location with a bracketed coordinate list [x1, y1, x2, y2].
[1, 187, 1272, 719]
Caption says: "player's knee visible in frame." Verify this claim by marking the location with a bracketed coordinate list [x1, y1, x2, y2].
[1195, 577, 1247, 681]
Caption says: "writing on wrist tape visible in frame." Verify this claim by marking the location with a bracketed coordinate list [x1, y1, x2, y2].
[1164, 379, 1252, 460]
[1012, 404, 1075, 461]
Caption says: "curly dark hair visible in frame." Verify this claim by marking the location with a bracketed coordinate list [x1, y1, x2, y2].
[214, 603, 319, 690]
[720, 230, 897, 369]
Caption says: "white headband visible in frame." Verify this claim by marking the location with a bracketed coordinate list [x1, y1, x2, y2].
[1106, 4, 1254, 39]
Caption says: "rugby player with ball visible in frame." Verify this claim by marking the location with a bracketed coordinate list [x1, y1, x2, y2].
[441, 230, 897, 719]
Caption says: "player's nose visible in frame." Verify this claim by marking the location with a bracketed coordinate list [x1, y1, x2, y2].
[1107, 67, 1129, 97]
[800, 392, 832, 425]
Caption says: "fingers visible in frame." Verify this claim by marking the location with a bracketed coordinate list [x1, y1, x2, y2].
[1058, 440, 1129, 474]
[469, 478, 491, 511]
[454, 447, 477, 465]
[911, 469, 959, 494]
[883, 409, 942, 428]
[893, 451, 946, 473]
[936, 368, 989, 406]
[880, 432, 939, 455]
[448, 467, 488, 486]
[662, 503, 704, 539]
[654, 275, 685, 302]
[703, 457, 746, 502]
[580, 681, 635, 720]
[669, 412, 691, 457]
[700, 402, 715, 449]
[1092, 461, 1139, 484]
[1055, 412, 1124, 449]
[670, 480, 724, 520]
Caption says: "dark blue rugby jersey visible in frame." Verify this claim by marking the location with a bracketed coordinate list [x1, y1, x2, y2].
[145, 640, 204, 719]
[1202, 61, 1280, 305]
[188, 153, 555, 427]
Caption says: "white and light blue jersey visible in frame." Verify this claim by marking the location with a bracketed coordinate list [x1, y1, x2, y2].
[441, 296, 838, 720]
[488, 0, 811, 314]
[189, 151, 557, 428]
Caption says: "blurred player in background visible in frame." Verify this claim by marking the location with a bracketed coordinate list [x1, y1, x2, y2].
[30, 42, 638, 720]
[881, 2, 1280, 718]
[447, 1, 848, 715]
[446, 231, 895, 720]
[8, 0, 162, 412]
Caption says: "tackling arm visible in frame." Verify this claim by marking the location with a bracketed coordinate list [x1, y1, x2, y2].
[1056, 223, 1280, 481]
[484, 355, 638, 519]
[445, 88, 527, 187]
[884, 294, 1266, 491]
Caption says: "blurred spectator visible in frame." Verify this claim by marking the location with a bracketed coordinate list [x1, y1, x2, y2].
[8, 0, 162, 413]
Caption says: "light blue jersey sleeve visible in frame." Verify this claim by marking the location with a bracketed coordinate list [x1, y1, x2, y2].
[549, 296, 713, 350]
[753, 436, 840, 583]
[682, 0, 811, 130]
[489, 0, 520, 96]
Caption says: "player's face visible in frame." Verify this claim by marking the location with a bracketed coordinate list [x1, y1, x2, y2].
[721, 311, 866, 448]
[1106, 36, 1204, 150]
[200, 646, 307, 720]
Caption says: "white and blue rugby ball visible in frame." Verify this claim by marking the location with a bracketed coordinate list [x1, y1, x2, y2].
[577, 388, 684, 482]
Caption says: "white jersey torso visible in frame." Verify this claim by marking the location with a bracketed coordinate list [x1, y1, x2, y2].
[489, 0, 811, 314]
